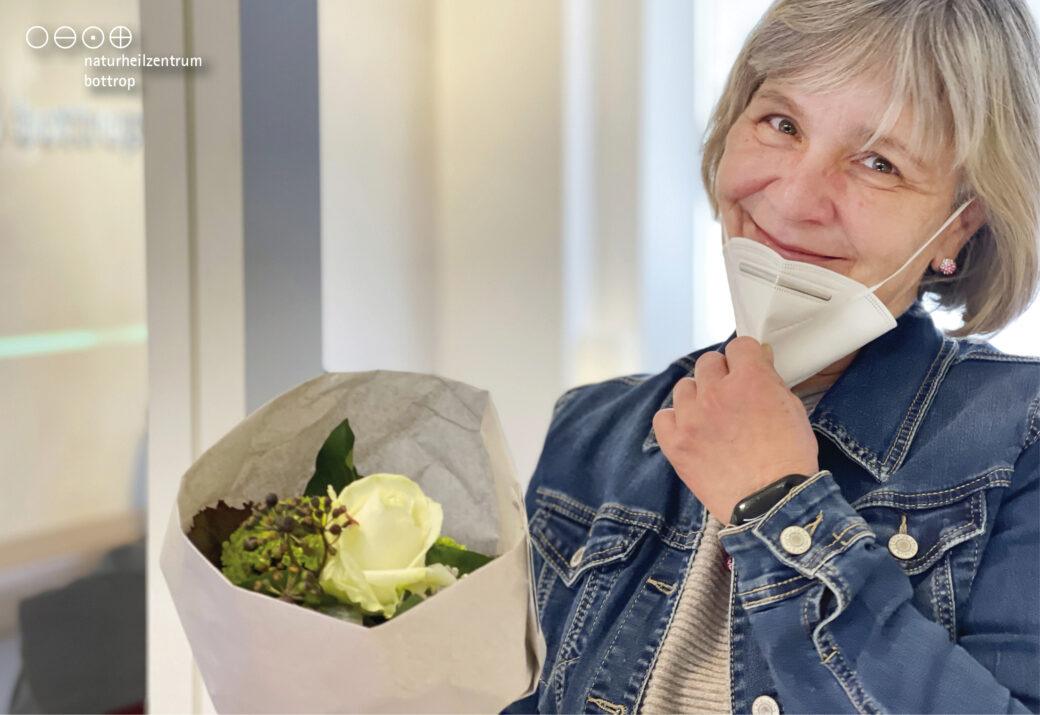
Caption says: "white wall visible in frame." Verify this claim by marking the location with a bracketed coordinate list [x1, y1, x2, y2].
[318, 0, 703, 484]
[432, 0, 565, 484]
[144, 0, 244, 711]
[320, 0, 566, 483]
[319, 1, 437, 374]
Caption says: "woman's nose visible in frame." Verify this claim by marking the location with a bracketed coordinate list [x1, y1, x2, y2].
[764, 153, 839, 225]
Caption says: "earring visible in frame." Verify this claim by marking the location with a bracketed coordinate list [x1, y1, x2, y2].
[938, 258, 957, 276]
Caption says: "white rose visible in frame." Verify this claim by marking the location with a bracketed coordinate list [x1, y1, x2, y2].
[320, 473, 456, 618]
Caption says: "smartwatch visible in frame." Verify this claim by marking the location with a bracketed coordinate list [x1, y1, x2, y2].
[729, 473, 811, 526]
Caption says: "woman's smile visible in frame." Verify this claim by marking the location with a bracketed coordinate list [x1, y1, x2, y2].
[744, 214, 845, 267]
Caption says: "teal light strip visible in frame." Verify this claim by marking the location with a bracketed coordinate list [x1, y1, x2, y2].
[0, 324, 148, 360]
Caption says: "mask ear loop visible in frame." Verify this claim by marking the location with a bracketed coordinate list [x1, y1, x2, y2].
[868, 198, 974, 292]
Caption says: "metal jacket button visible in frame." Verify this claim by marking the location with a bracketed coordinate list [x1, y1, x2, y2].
[779, 525, 811, 555]
[752, 694, 781, 715]
[888, 533, 919, 559]
[569, 546, 586, 568]
[888, 515, 919, 560]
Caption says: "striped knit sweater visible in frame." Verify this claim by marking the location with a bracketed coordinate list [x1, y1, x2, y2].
[639, 384, 828, 713]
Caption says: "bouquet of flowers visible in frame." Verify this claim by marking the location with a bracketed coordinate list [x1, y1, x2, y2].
[161, 371, 544, 713]
[189, 415, 494, 626]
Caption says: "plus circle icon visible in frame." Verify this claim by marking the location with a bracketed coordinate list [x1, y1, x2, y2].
[109, 26, 132, 49]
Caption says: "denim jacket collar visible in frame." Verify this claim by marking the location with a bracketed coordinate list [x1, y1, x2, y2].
[644, 303, 952, 483]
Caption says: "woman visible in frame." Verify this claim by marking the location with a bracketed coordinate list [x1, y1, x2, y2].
[504, 0, 1040, 713]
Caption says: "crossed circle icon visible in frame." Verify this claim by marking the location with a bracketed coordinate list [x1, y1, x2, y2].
[110, 26, 133, 49]
[24, 25, 133, 49]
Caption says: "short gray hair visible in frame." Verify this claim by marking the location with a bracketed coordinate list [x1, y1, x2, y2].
[702, 0, 1040, 337]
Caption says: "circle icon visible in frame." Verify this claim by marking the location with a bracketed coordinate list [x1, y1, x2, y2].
[82, 25, 105, 50]
[109, 25, 132, 49]
[53, 25, 77, 49]
[25, 25, 49, 49]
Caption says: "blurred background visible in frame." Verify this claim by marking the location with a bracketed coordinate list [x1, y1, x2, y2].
[2, 0, 1038, 713]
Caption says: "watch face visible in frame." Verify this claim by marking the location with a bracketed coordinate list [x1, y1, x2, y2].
[731, 474, 811, 525]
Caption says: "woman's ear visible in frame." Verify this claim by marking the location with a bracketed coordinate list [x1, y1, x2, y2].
[932, 198, 985, 270]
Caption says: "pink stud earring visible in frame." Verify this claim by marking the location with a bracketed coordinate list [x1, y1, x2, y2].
[938, 258, 957, 276]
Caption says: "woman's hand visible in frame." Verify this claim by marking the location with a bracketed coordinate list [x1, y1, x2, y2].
[652, 336, 819, 524]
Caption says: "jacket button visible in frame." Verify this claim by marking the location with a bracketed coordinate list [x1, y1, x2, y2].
[752, 694, 781, 715]
[888, 533, 919, 560]
[779, 526, 811, 555]
[569, 546, 586, 567]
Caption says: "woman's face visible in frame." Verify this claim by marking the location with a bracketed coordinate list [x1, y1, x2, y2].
[715, 75, 979, 316]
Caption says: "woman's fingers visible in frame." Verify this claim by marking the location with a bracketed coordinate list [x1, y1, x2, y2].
[694, 350, 728, 384]
[652, 408, 677, 445]
[724, 337, 784, 385]
[671, 376, 697, 409]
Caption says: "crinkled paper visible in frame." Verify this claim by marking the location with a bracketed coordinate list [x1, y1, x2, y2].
[160, 371, 546, 713]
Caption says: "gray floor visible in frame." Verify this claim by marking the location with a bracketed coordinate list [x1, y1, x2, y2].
[0, 635, 20, 714]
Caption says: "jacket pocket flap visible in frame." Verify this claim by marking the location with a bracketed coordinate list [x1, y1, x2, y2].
[529, 492, 645, 587]
[852, 471, 1008, 574]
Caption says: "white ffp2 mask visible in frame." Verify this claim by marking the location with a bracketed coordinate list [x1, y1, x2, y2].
[721, 200, 973, 387]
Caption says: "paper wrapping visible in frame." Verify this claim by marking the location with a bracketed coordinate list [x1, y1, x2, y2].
[160, 371, 546, 713]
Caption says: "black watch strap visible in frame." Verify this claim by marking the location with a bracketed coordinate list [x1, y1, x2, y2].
[729, 473, 811, 526]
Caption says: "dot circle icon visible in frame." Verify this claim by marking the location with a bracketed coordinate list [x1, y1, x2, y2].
[82, 25, 105, 50]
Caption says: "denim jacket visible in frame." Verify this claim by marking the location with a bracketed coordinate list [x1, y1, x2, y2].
[503, 304, 1040, 714]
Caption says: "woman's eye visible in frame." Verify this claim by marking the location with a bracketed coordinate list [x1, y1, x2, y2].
[860, 154, 899, 176]
[766, 116, 798, 136]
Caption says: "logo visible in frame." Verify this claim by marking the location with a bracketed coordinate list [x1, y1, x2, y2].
[109, 26, 133, 50]
[25, 26, 48, 49]
[53, 25, 76, 49]
[25, 25, 133, 50]
[82, 26, 105, 50]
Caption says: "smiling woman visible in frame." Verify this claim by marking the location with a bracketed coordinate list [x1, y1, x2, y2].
[703, 0, 1040, 339]
[502, 1, 1040, 714]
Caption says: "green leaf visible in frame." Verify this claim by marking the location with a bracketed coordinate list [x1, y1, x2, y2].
[304, 418, 363, 497]
[394, 590, 426, 617]
[317, 601, 365, 626]
[186, 501, 253, 569]
[425, 538, 493, 577]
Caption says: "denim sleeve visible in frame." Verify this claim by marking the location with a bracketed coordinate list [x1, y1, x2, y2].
[719, 443, 1039, 714]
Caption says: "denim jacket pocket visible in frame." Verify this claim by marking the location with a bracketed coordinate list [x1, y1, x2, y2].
[852, 474, 999, 575]
[850, 471, 1010, 638]
[528, 489, 651, 713]
[529, 490, 646, 588]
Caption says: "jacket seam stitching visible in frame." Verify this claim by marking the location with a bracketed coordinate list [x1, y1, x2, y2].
[633, 529, 705, 711]
[954, 350, 1040, 364]
[849, 470, 1011, 508]
[880, 343, 948, 467]
[1025, 394, 1040, 450]
[737, 573, 808, 597]
[804, 527, 874, 573]
[907, 499, 977, 568]
[535, 488, 701, 548]
[744, 581, 816, 608]
[816, 633, 879, 713]
[883, 340, 956, 472]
